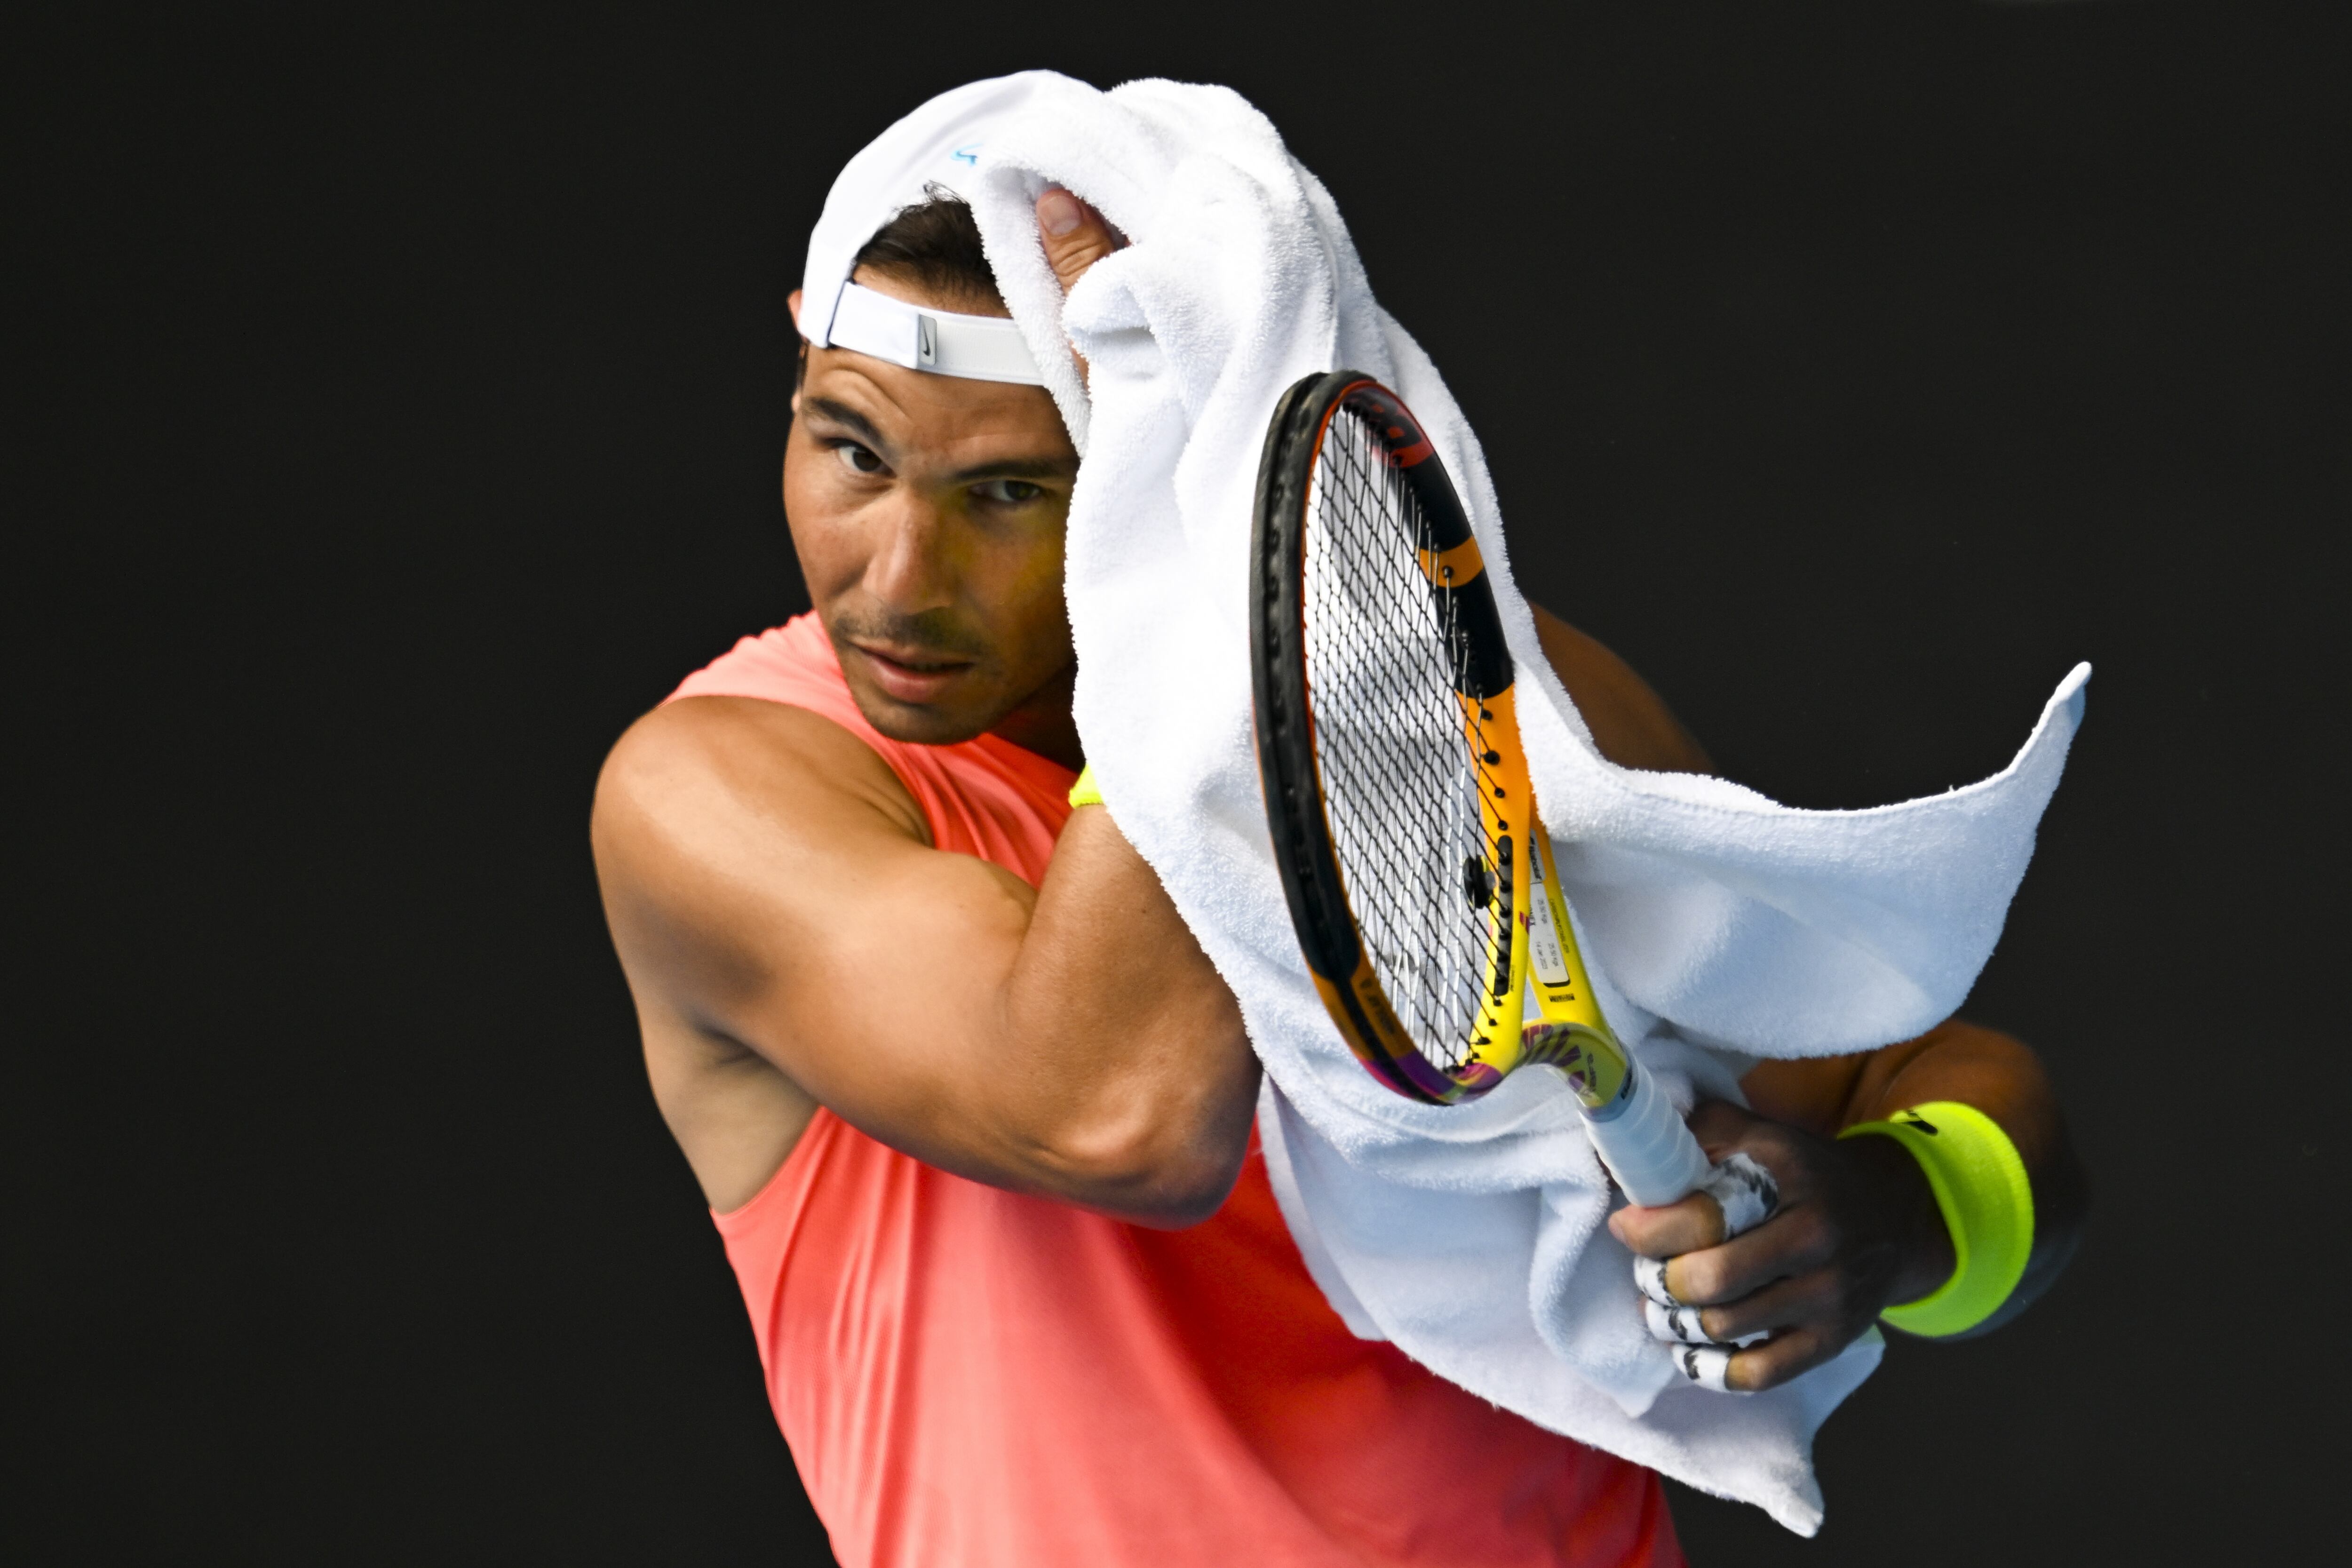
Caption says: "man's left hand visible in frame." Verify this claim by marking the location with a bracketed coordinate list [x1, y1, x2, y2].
[1607, 1099, 1957, 1392]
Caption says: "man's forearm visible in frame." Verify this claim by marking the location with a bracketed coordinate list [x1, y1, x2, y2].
[1860, 1022, 2088, 1329]
[990, 805, 1260, 1225]
[1750, 1020, 2088, 1329]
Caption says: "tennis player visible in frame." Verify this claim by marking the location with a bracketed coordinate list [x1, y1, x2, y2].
[591, 187, 2087, 1567]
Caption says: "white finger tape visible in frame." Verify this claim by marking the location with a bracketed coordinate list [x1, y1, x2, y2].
[1645, 1298, 1713, 1344]
[1700, 1152, 1780, 1238]
[1634, 1254, 1678, 1307]
[1673, 1342, 1747, 1394]
[1644, 1297, 1771, 1349]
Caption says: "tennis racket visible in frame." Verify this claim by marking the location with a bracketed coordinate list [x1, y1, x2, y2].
[1248, 370, 1713, 1207]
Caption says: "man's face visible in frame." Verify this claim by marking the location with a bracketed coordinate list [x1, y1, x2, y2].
[784, 271, 1079, 752]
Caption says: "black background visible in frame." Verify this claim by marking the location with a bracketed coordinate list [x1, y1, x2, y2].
[11, 2, 2347, 1562]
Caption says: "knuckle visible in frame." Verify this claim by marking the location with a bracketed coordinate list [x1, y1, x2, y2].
[1828, 1266, 1875, 1316]
[1688, 1099, 1741, 1134]
[1612, 1213, 1663, 1255]
[1755, 1129, 1807, 1178]
[1756, 1336, 1823, 1390]
[1627, 1196, 1708, 1255]
[1786, 1207, 1836, 1262]
[1702, 1302, 1754, 1343]
[1673, 1255, 1723, 1304]
[1807, 1267, 1853, 1314]
[1841, 1278, 1891, 1335]
[1669, 1198, 1718, 1251]
[1056, 251, 1112, 292]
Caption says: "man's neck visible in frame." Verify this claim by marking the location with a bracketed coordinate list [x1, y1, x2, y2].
[988, 663, 1083, 771]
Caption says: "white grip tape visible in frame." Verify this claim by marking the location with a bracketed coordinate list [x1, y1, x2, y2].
[1586, 1061, 1713, 1207]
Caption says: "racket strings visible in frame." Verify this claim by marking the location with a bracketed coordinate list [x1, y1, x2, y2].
[1303, 405, 1505, 1072]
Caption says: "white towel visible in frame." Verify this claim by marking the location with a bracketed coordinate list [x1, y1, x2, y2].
[809, 71, 2088, 1536]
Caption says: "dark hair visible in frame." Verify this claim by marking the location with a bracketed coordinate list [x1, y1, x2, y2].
[850, 187, 1004, 312]
[797, 189, 1003, 387]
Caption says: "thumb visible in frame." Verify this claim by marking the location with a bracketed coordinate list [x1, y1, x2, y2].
[1036, 187, 1120, 297]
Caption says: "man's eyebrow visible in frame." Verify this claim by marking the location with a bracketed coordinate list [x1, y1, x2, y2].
[802, 394, 1074, 485]
[801, 397, 891, 454]
[946, 455, 1078, 485]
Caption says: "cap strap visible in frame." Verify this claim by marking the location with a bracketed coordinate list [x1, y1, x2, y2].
[818, 280, 1045, 386]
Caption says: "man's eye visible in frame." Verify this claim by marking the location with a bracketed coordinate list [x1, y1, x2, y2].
[833, 442, 886, 476]
[972, 478, 1044, 505]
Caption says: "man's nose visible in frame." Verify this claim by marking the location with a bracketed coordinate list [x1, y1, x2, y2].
[861, 492, 958, 616]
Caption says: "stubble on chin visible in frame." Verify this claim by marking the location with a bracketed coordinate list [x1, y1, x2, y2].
[839, 660, 1006, 748]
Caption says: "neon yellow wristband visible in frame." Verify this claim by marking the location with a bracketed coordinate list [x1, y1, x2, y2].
[1067, 764, 1104, 809]
[1838, 1101, 2034, 1338]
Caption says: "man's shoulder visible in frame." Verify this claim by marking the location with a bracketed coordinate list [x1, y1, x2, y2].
[594, 695, 930, 889]
[1530, 606, 1713, 776]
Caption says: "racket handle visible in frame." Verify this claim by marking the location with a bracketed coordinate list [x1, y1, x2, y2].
[1585, 1060, 1713, 1207]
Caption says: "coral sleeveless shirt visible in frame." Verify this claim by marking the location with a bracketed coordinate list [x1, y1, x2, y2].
[670, 614, 1681, 1568]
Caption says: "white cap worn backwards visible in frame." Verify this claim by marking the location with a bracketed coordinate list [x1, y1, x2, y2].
[798, 73, 1063, 386]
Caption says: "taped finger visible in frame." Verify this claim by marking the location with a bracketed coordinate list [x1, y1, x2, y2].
[1634, 1253, 1678, 1306]
[1645, 1298, 1712, 1344]
[1644, 1298, 1772, 1348]
[1671, 1343, 1749, 1395]
[1699, 1152, 1779, 1239]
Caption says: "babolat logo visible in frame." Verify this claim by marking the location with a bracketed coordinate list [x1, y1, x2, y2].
[951, 142, 983, 166]
[1356, 976, 1408, 1047]
[1897, 1110, 1941, 1136]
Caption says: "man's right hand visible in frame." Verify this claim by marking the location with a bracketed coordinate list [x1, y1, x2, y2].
[1034, 187, 1120, 383]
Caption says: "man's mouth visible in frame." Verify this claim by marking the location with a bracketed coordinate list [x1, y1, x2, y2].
[850, 641, 976, 703]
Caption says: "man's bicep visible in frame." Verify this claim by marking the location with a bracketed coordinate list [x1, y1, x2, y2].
[592, 699, 1035, 1138]
[716, 832, 1041, 1152]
